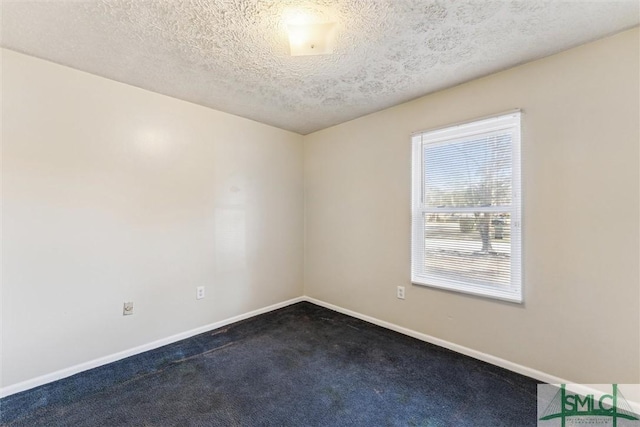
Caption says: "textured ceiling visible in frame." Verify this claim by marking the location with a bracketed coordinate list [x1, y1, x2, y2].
[2, 1, 639, 134]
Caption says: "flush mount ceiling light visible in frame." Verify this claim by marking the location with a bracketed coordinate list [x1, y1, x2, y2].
[287, 22, 336, 56]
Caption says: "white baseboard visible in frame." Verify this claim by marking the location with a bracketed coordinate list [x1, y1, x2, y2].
[3, 295, 639, 416]
[303, 297, 563, 383]
[0, 297, 305, 398]
[304, 297, 640, 415]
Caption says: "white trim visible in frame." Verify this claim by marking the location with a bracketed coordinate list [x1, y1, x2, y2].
[411, 108, 522, 137]
[305, 297, 557, 380]
[411, 111, 523, 303]
[411, 278, 523, 303]
[4, 295, 639, 417]
[0, 296, 305, 398]
[306, 297, 640, 415]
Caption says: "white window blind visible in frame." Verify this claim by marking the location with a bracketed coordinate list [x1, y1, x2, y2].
[411, 112, 522, 302]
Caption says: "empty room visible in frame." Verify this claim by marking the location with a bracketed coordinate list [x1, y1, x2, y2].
[1, 1, 639, 426]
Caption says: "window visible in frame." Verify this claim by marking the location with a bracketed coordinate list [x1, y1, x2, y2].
[411, 111, 522, 302]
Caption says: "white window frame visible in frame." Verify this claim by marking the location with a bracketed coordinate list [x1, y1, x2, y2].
[411, 111, 522, 303]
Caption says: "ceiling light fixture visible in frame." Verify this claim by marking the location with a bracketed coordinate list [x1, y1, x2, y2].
[287, 22, 336, 56]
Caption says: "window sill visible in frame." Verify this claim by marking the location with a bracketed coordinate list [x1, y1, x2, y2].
[411, 275, 523, 304]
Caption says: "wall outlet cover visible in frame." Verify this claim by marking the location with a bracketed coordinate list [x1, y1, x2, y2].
[123, 302, 134, 315]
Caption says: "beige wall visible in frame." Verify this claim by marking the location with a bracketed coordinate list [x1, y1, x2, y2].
[1, 49, 304, 388]
[304, 28, 640, 383]
[2, 27, 639, 392]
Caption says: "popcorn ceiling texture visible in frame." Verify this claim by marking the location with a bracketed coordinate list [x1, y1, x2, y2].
[2, 1, 638, 134]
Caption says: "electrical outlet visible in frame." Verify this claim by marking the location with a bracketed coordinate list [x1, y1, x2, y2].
[123, 302, 134, 315]
[196, 286, 205, 300]
[397, 286, 405, 300]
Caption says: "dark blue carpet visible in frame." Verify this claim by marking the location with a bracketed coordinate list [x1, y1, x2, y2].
[0, 302, 539, 426]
